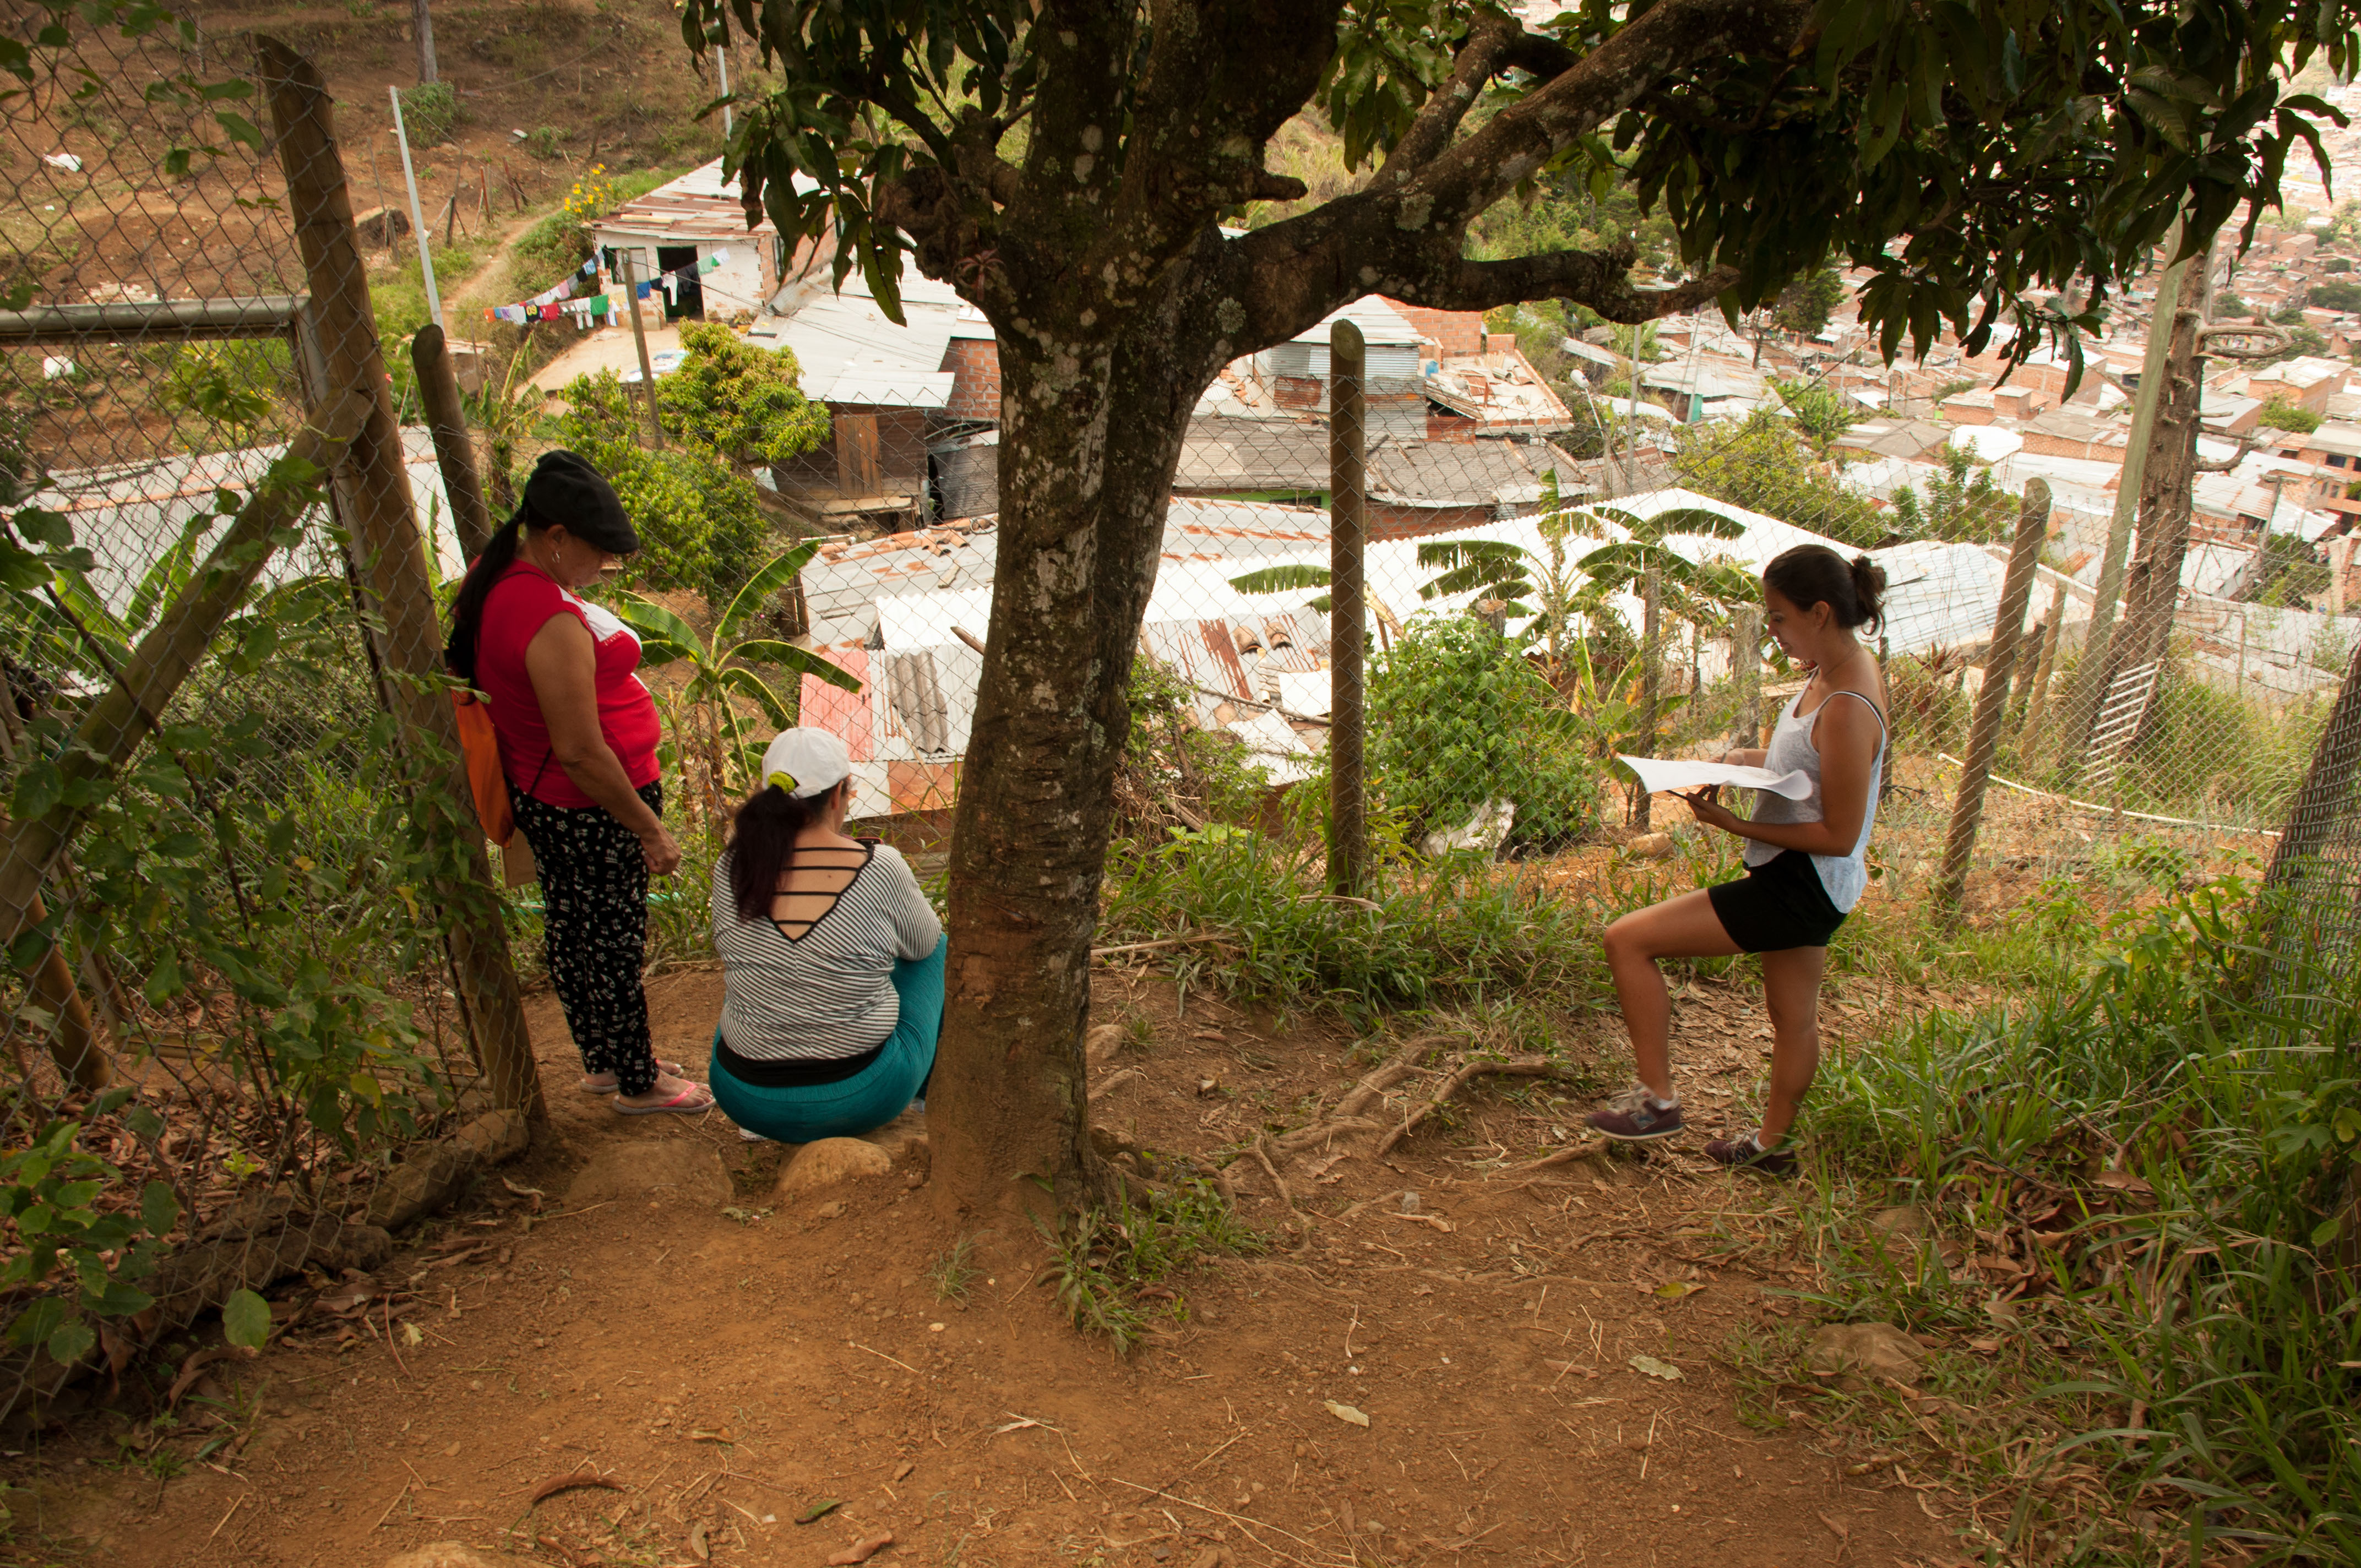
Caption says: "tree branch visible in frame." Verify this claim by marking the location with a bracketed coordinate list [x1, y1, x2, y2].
[1378, 12, 1542, 183]
[1407, 251, 1739, 323]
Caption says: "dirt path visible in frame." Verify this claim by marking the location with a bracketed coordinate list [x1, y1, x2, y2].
[18, 969, 1965, 1568]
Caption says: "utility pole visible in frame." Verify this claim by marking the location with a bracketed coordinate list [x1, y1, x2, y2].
[715, 46, 734, 138]
[388, 84, 441, 331]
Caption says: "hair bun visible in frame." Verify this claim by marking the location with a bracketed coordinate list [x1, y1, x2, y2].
[1848, 554, 1887, 630]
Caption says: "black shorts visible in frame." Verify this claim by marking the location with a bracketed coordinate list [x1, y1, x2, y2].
[1707, 849, 1846, 953]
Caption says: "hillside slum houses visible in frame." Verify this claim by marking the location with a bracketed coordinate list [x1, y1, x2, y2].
[780, 485, 2089, 820]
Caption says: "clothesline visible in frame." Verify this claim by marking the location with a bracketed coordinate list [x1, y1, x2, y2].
[482, 248, 731, 326]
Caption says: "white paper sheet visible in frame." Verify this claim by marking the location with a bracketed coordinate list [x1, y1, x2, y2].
[1616, 754, 1813, 801]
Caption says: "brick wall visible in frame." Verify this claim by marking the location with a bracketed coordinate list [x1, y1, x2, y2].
[939, 338, 1003, 421]
[1381, 299, 1484, 360]
[2019, 429, 2124, 464]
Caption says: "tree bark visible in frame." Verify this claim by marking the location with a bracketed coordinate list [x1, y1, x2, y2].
[412, 0, 438, 85]
[931, 329, 1214, 1220]
[2086, 257, 2210, 755]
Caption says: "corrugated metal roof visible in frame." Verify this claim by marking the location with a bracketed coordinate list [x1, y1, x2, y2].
[37, 427, 465, 621]
[595, 159, 775, 244]
[772, 292, 957, 409]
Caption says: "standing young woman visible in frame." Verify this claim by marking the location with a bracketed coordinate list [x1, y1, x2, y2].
[445, 450, 710, 1115]
[1585, 545, 1888, 1174]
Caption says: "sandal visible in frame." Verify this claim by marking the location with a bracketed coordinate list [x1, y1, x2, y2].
[581, 1060, 688, 1093]
[613, 1082, 715, 1117]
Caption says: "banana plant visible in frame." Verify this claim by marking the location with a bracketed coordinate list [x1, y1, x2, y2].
[613, 540, 862, 835]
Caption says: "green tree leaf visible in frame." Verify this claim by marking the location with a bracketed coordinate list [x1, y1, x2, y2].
[221, 1288, 271, 1350]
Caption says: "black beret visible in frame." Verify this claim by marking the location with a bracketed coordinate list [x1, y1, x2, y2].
[522, 449, 637, 554]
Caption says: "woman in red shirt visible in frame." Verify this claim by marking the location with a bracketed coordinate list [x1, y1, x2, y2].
[445, 451, 710, 1114]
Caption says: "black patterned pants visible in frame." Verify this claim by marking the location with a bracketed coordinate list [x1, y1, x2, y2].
[513, 781, 662, 1096]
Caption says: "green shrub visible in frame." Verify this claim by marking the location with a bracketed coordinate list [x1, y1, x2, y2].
[2259, 395, 2324, 433]
[1673, 409, 1886, 548]
[556, 371, 771, 602]
[1366, 615, 1603, 852]
[657, 322, 831, 467]
[396, 81, 459, 146]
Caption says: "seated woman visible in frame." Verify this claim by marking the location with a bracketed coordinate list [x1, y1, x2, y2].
[708, 728, 945, 1144]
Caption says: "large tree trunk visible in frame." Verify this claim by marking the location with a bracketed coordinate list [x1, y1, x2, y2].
[929, 323, 1207, 1218]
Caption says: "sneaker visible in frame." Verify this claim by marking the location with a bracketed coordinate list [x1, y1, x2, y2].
[1705, 1134, 1797, 1177]
[1585, 1086, 1684, 1142]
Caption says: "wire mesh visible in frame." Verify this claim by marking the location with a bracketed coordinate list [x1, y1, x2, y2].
[770, 325, 2324, 935]
[0, 10, 496, 1421]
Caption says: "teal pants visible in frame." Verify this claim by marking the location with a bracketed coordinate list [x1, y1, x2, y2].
[708, 934, 944, 1143]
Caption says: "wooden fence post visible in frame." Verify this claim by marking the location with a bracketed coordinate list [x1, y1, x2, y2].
[262, 38, 545, 1121]
[1933, 481, 2052, 914]
[411, 323, 494, 559]
[1328, 318, 1367, 897]
[1633, 564, 1661, 830]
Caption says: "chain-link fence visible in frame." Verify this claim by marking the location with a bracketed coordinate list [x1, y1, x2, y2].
[775, 308, 2328, 932]
[0, 10, 530, 1425]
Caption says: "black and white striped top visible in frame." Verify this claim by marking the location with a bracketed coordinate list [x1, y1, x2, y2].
[711, 845, 942, 1060]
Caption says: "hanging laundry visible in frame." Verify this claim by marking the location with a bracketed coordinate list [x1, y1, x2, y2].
[587, 294, 611, 320]
[697, 249, 726, 276]
[538, 302, 562, 322]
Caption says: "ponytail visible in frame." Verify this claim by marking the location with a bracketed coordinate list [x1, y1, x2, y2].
[1762, 544, 1886, 635]
[727, 778, 848, 922]
[445, 507, 529, 683]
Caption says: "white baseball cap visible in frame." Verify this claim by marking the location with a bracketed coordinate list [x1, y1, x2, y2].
[760, 727, 852, 799]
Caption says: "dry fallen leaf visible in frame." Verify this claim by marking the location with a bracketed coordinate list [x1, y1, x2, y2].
[1323, 1401, 1370, 1428]
[1626, 1354, 1685, 1381]
[1819, 1511, 1851, 1540]
[687, 1521, 710, 1562]
[688, 1427, 735, 1444]
[891, 1461, 915, 1482]
[530, 1468, 624, 1505]
[826, 1533, 894, 1566]
[1653, 1281, 1705, 1300]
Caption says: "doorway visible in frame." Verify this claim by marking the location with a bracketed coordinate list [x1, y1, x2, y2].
[657, 244, 703, 321]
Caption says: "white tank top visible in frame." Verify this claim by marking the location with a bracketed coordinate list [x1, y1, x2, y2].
[1742, 687, 1886, 914]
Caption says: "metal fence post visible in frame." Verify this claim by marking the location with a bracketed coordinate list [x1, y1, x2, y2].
[1328, 318, 1367, 897]
[263, 39, 546, 1120]
[411, 323, 494, 559]
[1934, 480, 2052, 913]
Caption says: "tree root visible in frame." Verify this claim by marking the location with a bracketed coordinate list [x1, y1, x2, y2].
[1270, 1036, 1444, 1155]
[1373, 1054, 1580, 1158]
[1506, 1141, 1611, 1174]
[1250, 1135, 1296, 1213]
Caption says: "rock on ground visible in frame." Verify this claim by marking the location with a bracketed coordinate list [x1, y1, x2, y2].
[565, 1139, 731, 1207]
[1807, 1321, 1927, 1385]
[775, 1137, 894, 1198]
